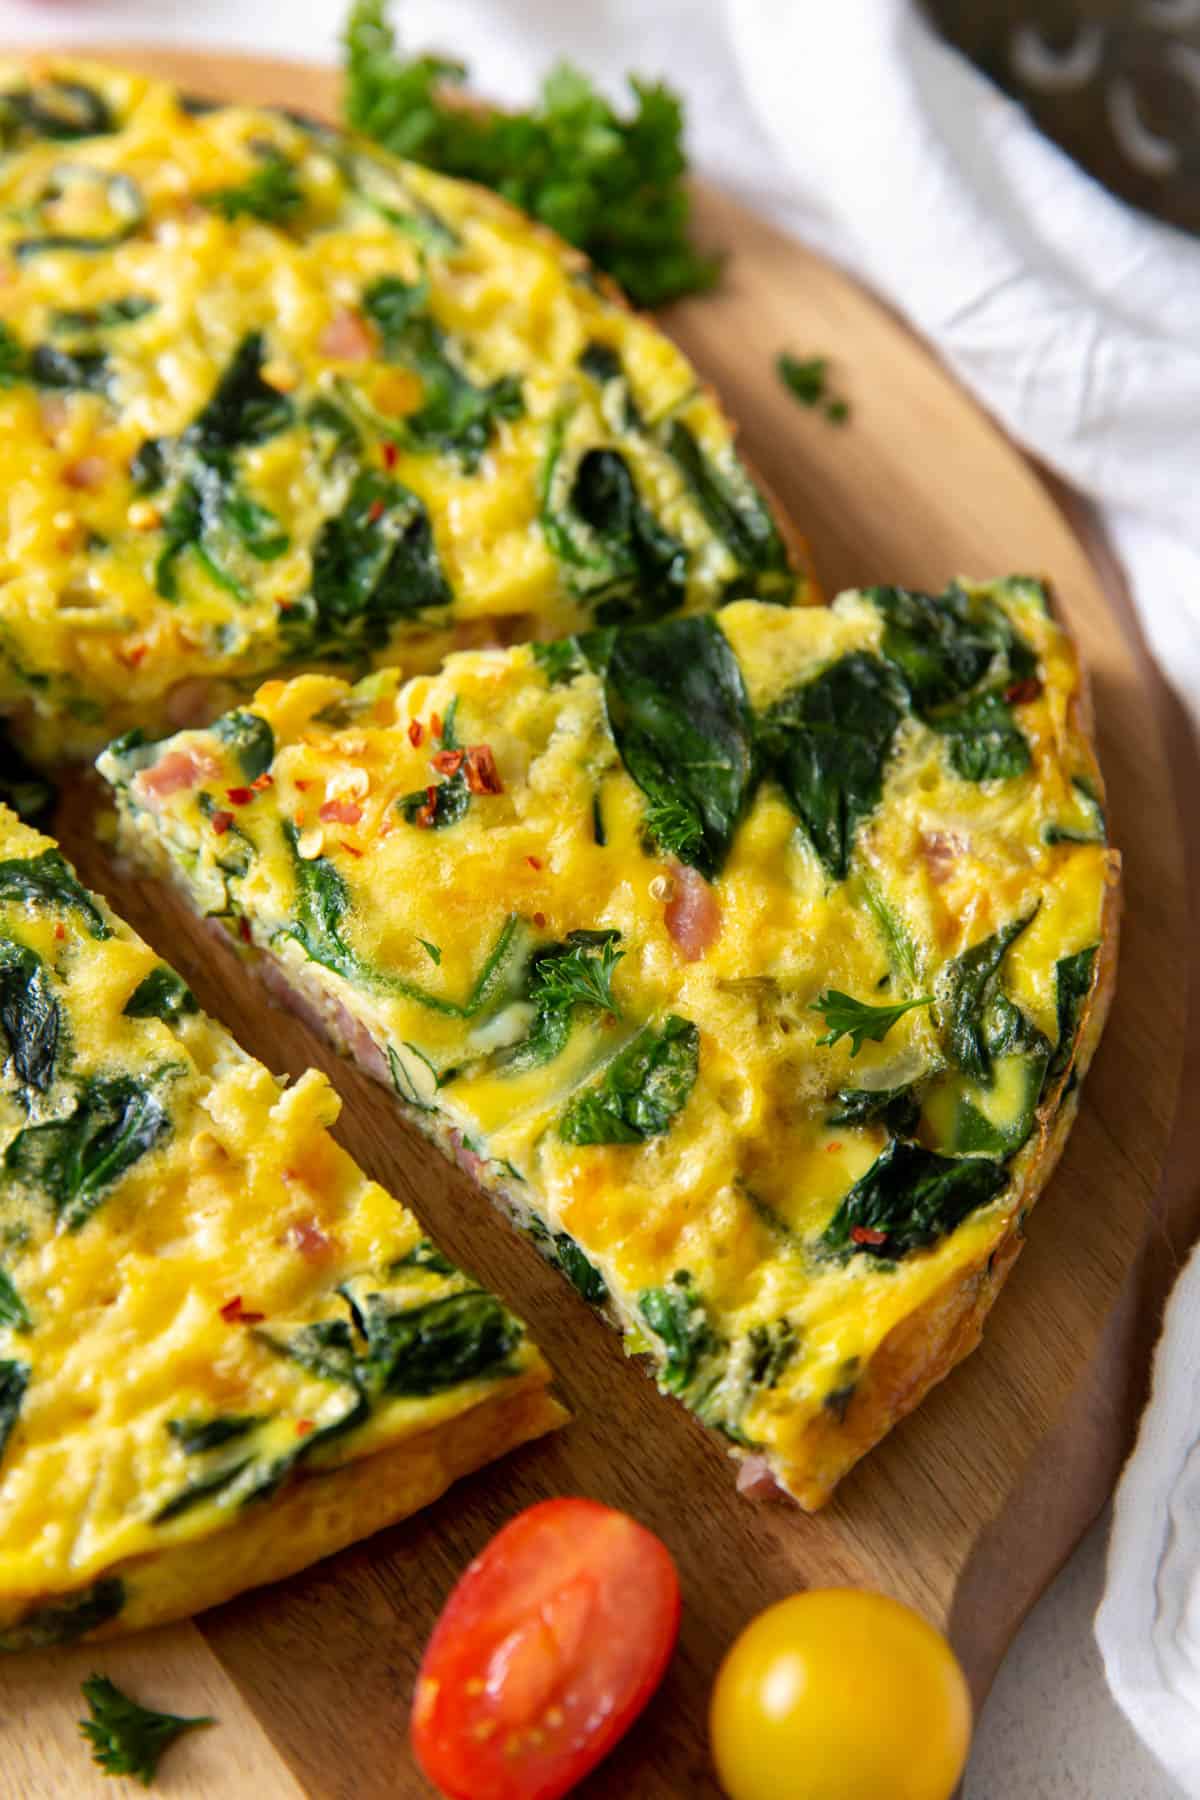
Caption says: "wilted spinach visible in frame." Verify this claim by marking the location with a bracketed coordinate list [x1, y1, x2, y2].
[605, 614, 755, 877]
[559, 1014, 699, 1144]
[939, 910, 1038, 1082]
[213, 709, 275, 781]
[4, 1070, 175, 1231]
[295, 468, 451, 653]
[663, 419, 793, 604]
[0, 849, 111, 939]
[184, 333, 294, 452]
[0, 1577, 125, 1652]
[0, 941, 60, 1092]
[122, 966, 198, 1023]
[1047, 945, 1097, 1089]
[0, 1359, 28, 1463]
[639, 1271, 720, 1393]
[823, 1139, 1008, 1259]
[540, 427, 687, 625]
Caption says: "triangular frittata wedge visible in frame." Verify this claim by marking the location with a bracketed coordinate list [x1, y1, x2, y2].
[0, 57, 808, 764]
[0, 806, 562, 1649]
[99, 580, 1119, 1507]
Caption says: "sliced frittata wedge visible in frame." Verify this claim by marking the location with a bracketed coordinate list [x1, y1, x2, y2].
[99, 579, 1119, 1508]
[0, 57, 807, 763]
[0, 806, 562, 1649]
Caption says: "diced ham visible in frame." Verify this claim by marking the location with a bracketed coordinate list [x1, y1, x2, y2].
[318, 308, 376, 362]
[256, 954, 392, 1086]
[62, 455, 109, 491]
[286, 1218, 336, 1263]
[133, 745, 219, 803]
[318, 799, 363, 826]
[919, 829, 967, 887]
[165, 677, 215, 729]
[736, 1455, 785, 1500]
[664, 862, 721, 961]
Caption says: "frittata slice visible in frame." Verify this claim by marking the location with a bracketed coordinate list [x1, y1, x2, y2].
[99, 579, 1119, 1507]
[0, 57, 807, 763]
[0, 806, 562, 1649]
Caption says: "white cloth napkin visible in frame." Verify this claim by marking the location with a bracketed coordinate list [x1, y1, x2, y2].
[1, 0, 1197, 1785]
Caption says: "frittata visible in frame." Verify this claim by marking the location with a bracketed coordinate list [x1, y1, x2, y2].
[0, 57, 806, 764]
[0, 805, 562, 1648]
[100, 578, 1119, 1506]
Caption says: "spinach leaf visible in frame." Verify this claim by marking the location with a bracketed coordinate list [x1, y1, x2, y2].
[0, 1269, 30, 1333]
[559, 1014, 698, 1144]
[29, 344, 109, 392]
[540, 435, 687, 625]
[501, 930, 623, 1074]
[167, 1414, 264, 1455]
[13, 167, 144, 261]
[759, 652, 903, 879]
[663, 420, 793, 604]
[347, 1286, 520, 1396]
[5, 1071, 174, 1231]
[51, 295, 155, 333]
[213, 709, 275, 781]
[122, 966, 198, 1022]
[391, 1237, 456, 1276]
[362, 275, 523, 470]
[866, 584, 1036, 783]
[130, 437, 166, 494]
[829, 1083, 922, 1134]
[155, 454, 288, 601]
[822, 1139, 1008, 1259]
[0, 848, 111, 938]
[201, 149, 303, 223]
[302, 469, 451, 651]
[605, 614, 754, 878]
[0, 941, 60, 1091]
[638, 1271, 719, 1393]
[531, 638, 586, 685]
[939, 910, 1038, 1082]
[282, 823, 524, 1016]
[745, 1318, 799, 1390]
[0, 1359, 28, 1463]
[184, 333, 294, 452]
[79, 1675, 212, 1786]
[811, 988, 933, 1057]
[529, 1217, 608, 1304]
[0, 79, 115, 146]
[1048, 945, 1097, 1089]
[397, 770, 469, 829]
[0, 1578, 124, 1652]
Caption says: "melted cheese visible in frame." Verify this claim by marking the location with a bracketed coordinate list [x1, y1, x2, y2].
[0, 806, 554, 1640]
[102, 580, 1118, 1503]
[0, 58, 807, 760]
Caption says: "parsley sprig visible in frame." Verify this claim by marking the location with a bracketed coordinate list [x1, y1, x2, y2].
[811, 989, 933, 1057]
[343, 0, 720, 307]
[529, 929, 624, 1016]
[79, 1674, 212, 1786]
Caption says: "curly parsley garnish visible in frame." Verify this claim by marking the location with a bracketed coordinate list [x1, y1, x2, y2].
[811, 989, 933, 1057]
[343, 0, 720, 307]
[79, 1675, 212, 1786]
[776, 352, 849, 424]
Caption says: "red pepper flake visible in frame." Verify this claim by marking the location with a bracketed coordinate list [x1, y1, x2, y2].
[319, 799, 363, 825]
[293, 808, 306, 828]
[225, 786, 254, 806]
[533, 911, 547, 928]
[1005, 676, 1043, 706]
[250, 771, 274, 792]
[850, 1226, 889, 1248]
[295, 1419, 315, 1437]
[382, 439, 399, 470]
[119, 643, 147, 669]
[414, 785, 438, 829]
[53, 921, 65, 941]
[366, 497, 386, 524]
[431, 748, 464, 777]
[430, 711, 443, 741]
[408, 718, 424, 747]
[294, 778, 311, 792]
[526, 855, 542, 870]
[220, 1296, 265, 1324]
[210, 809, 234, 836]
[238, 916, 252, 944]
[464, 744, 503, 795]
[825, 1141, 842, 1153]
[340, 840, 364, 857]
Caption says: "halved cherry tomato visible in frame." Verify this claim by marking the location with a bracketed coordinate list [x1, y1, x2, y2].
[411, 1498, 680, 1800]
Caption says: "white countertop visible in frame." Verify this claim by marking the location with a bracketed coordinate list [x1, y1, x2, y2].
[0, 5, 1181, 1793]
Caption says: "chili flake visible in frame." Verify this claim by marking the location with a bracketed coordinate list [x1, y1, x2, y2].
[226, 786, 254, 806]
[250, 771, 274, 792]
[382, 439, 399, 470]
[1005, 677, 1043, 706]
[414, 785, 438, 829]
[366, 497, 386, 524]
[526, 855, 542, 870]
[431, 748, 464, 777]
[408, 719, 424, 747]
[295, 1419, 315, 1437]
[533, 911, 547, 928]
[210, 809, 234, 836]
[464, 745, 503, 795]
[220, 1296, 265, 1324]
[850, 1226, 889, 1248]
[430, 711, 443, 741]
[319, 799, 363, 826]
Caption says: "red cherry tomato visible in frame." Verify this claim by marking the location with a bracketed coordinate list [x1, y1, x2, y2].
[411, 1498, 681, 1800]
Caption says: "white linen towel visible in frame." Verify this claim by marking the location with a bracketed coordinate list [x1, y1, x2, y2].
[0, 0, 1196, 1786]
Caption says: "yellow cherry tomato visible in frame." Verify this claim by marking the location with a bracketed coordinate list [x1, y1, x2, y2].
[709, 1588, 972, 1800]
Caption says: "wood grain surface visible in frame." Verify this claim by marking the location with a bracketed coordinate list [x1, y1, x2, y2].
[0, 46, 1193, 1800]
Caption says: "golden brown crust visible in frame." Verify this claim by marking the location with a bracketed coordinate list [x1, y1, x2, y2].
[1, 1378, 565, 1645]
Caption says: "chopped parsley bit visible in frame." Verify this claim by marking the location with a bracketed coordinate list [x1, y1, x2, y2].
[811, 989, 934, 1057]
[79, 1674, 212, 1786]
[417, 936, 442, 965]
[776, 352, 850, 424]
[343, 0, 720, 308]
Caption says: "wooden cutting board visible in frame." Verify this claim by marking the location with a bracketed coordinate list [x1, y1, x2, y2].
[0, 46, 1193, 1800]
